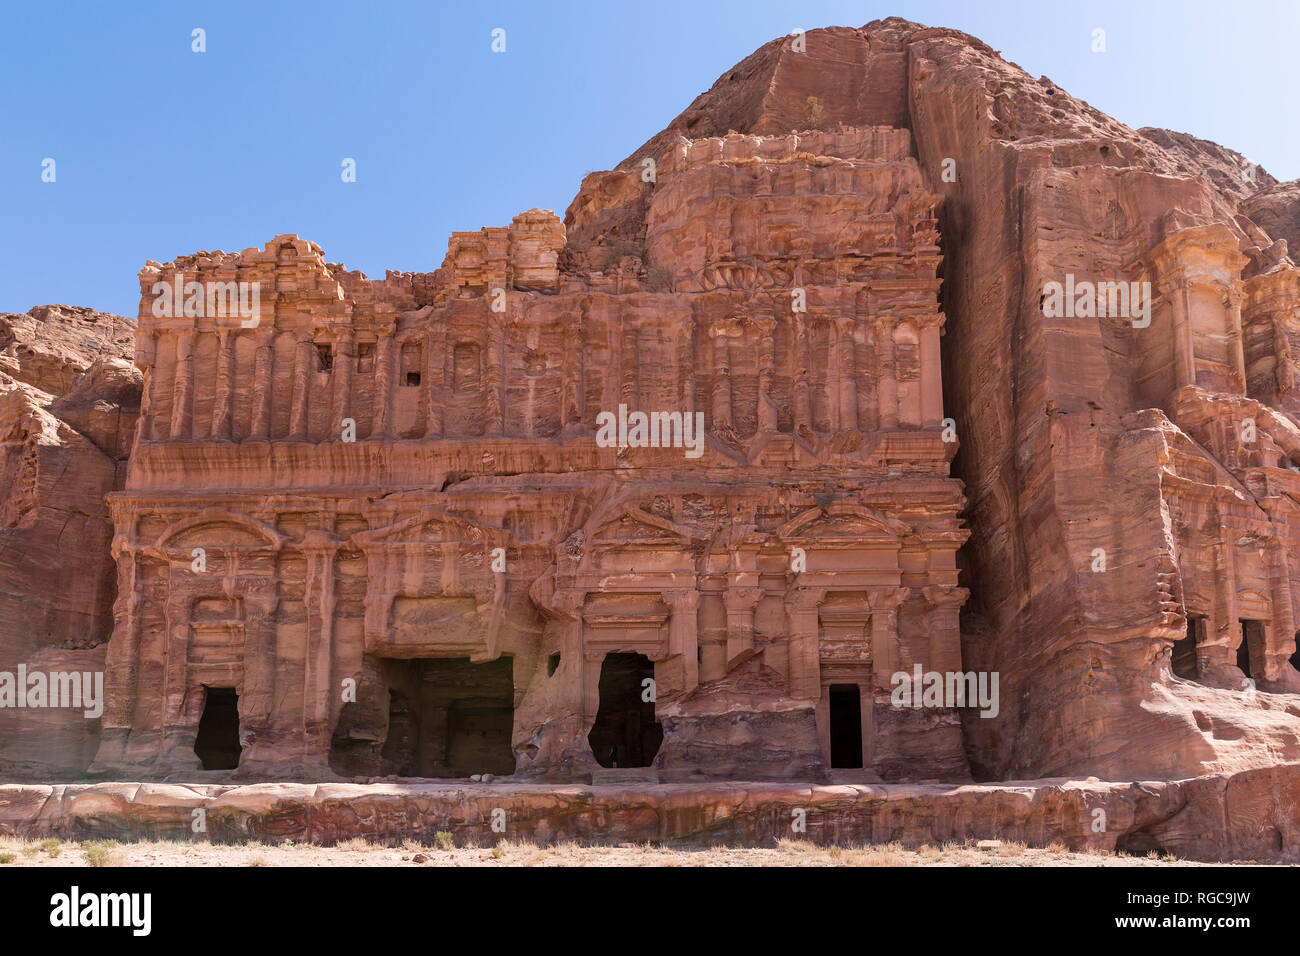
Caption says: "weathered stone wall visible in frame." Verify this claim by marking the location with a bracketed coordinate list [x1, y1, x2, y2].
[612, 19, 1300, 782]
[98, 125, 970, 784]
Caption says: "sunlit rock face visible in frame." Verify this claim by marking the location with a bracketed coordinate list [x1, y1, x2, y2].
[94, 121, 967, 783]
[0, 305, 137, 778]
[7, 19, 1300, 794]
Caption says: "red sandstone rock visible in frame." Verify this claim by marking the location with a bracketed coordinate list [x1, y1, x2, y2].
[4, 20, 1300, 815]
[1, 765, 1297, 862]
[0, 307, 136, 778]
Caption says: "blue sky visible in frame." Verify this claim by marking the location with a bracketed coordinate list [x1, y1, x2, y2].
[2, 0, 1296, 319]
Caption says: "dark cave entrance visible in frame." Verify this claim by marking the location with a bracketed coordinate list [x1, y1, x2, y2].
[1172, 614, 1204, 679]
[380, 657, 515, 778]
[1238, 620, 1266, 680]
[588, 653, 662, 769]
[194, 686, 242, 770]
[828, 684, 864, 768]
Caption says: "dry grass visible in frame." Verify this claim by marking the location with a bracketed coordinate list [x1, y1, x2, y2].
[0, 833, 1244, 867]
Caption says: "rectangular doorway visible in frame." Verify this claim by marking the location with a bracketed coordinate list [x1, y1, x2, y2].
[380, 657, 515, 777]
[1238, 620, 1266, 679]
[828, 684, 864, 769]
[194, 686, 241, 770]
[1172, 614, 1204, 679]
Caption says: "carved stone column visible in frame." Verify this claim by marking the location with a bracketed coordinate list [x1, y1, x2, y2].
[1165, 275, 1196, 388]
[836, 316, 858, 431]
[301, 530, 339, 759]
[664, 589, 701, 695]
[211, 328, 236, 440]
[250, 328, 275, 440]
[1225, 285, 1247, 392]
[100, 545, 141, 732]
[869, 589, 907, 690]
[920, 315, 944, 426]
[710, 321, 733, 432]
[877, 320, 898, 428]
[483, 314, 505, 435]
[240, 588, 281, 749]
[784, 586, 825, 700]
[288, 329, 314, 440]
[722, 586, 763, 669]
[920, 586, 969, 674]
[171, 329, 196, 440]
[372, 323, 396, 438]
[423, 326, 445, 438]
[138, 331, 163, 440]
[332, 329, 354, 438]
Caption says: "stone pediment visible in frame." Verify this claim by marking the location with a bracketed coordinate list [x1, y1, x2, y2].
[590, 506, 693, 549]
[154, 509, 284, 553]
[777, 503, 909, 543]
[349, 509, 504, 548]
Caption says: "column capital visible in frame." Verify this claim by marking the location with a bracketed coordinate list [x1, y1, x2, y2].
[868, 587, 907, 612]
[723, 586, 764, 611]
[664, 589, 702, 612]
[784, 586, 826, 612]
[920, 585, 970, 609]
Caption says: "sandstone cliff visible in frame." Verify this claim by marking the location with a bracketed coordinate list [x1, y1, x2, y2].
[0, 306, 138, 777]
[6, 18, 1300, 797]
[588, 18, 1300, 780]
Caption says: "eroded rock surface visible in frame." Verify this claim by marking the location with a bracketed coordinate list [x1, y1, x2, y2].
[4, 20, 1300, 817]
[2, 766, 1297, 862]
[0, 307, 137, 778]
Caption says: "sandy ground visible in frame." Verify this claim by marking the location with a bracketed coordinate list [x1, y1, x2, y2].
[0, 836, 1257, 866]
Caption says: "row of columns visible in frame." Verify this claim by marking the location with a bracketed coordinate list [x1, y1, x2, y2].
[707, 313, 943, 438]
[146, 310, 945, 443]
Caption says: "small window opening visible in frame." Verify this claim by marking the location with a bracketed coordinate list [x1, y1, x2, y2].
[404, 371, 421, 387]
[547, 653, 561, 677]
[315, 343, 333, 372]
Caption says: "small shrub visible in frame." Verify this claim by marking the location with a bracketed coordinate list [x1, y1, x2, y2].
[0, 853, 15, 864]
[804, 95, 825, 129]
[84, 845, 114, 867]
[434, 831, 454, 851]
